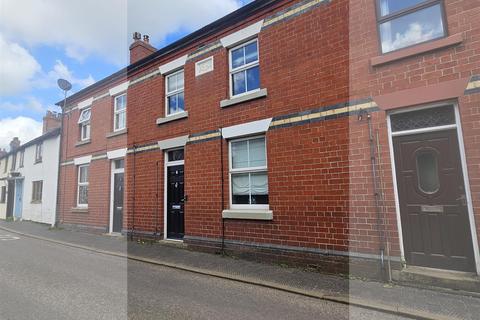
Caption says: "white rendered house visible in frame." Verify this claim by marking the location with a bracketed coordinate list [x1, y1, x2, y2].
[0, 114, 61, 226]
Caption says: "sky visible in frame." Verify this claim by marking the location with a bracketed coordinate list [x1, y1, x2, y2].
[0, 0, 252, 150]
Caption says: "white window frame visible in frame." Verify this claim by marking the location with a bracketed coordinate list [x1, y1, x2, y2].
[35, 143, 42, 163]
[77, 164, 89, 208]
[114, 94, 127, 132]
[165, 69, 185, 117]
[228, 135, 269, 210]
[78, 108, 91, 141]
[32, 180, 43, 203]
[228, 38, 260, 99]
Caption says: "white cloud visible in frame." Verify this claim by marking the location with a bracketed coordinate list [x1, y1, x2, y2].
[0, 117, 43, 151]
[0, 34, 41, 95]
[0, 97, 48, 114]
[0, 0, 243, 66]
[381, 22, 444, 53]
[46, 60, 95, 89]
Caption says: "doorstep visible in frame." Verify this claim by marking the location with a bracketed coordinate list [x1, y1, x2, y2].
[393, 266, 480, 294]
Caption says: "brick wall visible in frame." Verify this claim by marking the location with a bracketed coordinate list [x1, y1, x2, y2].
[348, 0, 480, 263]
[126, 0, 352, 258]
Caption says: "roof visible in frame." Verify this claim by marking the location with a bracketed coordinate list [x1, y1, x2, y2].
[0, 127, 61, 161]
[56, 0, 280, 108]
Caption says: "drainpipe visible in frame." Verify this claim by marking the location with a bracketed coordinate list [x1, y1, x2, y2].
[155, 160, 160, 240]
[131, 144, 137, 241]
[220, 128, 226, 254]
[358, 110, 388, 279]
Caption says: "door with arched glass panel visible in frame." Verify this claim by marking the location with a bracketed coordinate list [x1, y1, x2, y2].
[391, 106, 475, 272]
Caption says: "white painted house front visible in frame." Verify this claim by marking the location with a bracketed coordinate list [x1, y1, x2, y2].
[0, 128, 60, 226]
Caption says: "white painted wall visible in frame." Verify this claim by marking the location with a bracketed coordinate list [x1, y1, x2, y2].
[19, 135, 60, 226]
[0, 134, 60, 225]
[0, 154, 11, 220]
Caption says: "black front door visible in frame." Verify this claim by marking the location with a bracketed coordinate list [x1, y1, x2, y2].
[6, 180, 15, 218]
[394, 129, 475, 272]
[112, 172, 124, 233]
[167, 165, 184, 239]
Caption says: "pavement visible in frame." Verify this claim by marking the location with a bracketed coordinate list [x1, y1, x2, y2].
[1, 220, 480, 320]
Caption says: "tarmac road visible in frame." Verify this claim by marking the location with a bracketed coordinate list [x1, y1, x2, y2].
[0, 230, 408, 320]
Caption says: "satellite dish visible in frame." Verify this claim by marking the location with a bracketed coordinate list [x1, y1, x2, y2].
[57, 78, 72, 91]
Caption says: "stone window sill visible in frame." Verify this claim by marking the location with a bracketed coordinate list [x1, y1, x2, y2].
[75, 139, 91, 147]
[106, 129, 127, 138]
[31, 201, 42, 204]
[222, 209, 273, 220]
[220, 88, 268, 108]
[370, 33, 464, 67]
[71, 207, 88, 214]
[156, 111, 189, 125]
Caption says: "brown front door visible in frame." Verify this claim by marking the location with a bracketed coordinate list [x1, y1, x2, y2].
[394, 129, 475, 272]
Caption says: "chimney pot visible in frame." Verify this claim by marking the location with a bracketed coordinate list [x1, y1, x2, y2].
[129, 32, 156, 64]
[133, 32, 142, 41]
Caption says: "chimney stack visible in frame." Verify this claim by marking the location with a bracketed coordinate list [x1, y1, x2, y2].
[0, 148, 7, 158]
[9, 137, 20, 152]
[129, 32, 156, 64]
[43, 110, 62, 134]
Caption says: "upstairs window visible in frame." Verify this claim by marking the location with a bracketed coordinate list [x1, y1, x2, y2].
[19, 150, 24, 168]
[78, 108, 91, 141]
[3, 158, 7, 173]
[229, 39, 260, 97]
[11, 153, 16, 171]
[114, 94, 127, 131]
[229, 136, 268, 209]
[35, 143, 43, 163]
[377, 0, 446, 53]
[77, 165, 89, 207]
[165, 70, 185, 116]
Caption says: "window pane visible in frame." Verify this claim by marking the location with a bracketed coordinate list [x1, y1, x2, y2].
[246, 66, 260, 92]
[177, 71, 184, 90]
[231, 46, 245, 69]
[390, 106, 455, 132]
[416, 151, 440, 193]
[167, 75, 176, 93]
[244, 41, 258, 64]
[379, 0, 427, 16]
[116, 111, 126, 130]
[115, 159, 124, 169]
[168, 95, 178, 114]
[78, 108, 91, 123]
[79, 166, 89, 183]
[168, 149, 184, 162]
[232, 71, 246, 96]
[249, 138, 266, 167]
[177, 92, 185, 112]
[79, 186, 88, 205]
[232, 140, 248, 169]
[380, 4, 444, 53]
[251, 172, 268, 204]
[232, 173, 250, 204]
[115, 95, 126, 111]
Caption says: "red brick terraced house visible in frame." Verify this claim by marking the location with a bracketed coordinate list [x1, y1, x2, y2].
[55, 0, 480, 280]
[125, 0, 354, 272]
[56, 73, 130, 234]
[348, 0, 480, 279]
